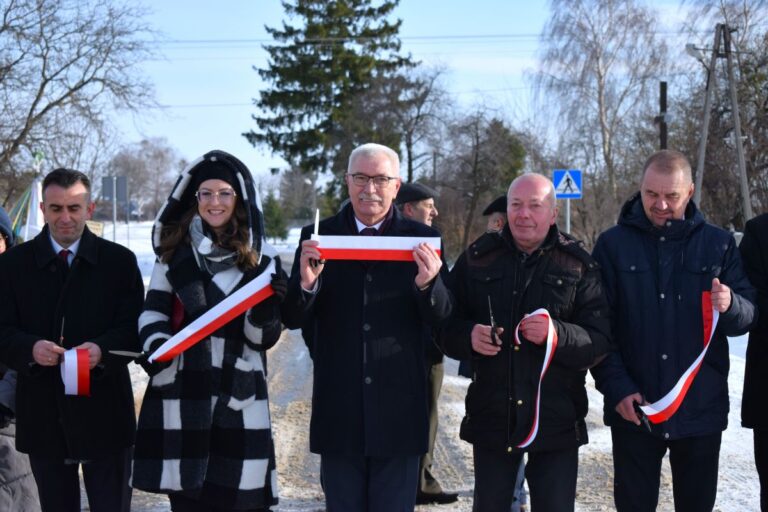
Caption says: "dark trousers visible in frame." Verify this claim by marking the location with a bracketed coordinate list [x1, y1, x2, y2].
[320, 453, 419, 512]
[611, 427, 721, 512]
[169, 493, 269, 512]
[472, 445, 578, 512]
[754, 428, 768, 511]
[419, 361, 444, 495]
[29, 447, 132, 512]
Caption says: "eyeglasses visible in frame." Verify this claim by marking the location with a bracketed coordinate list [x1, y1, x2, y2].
[347, 173, 398, 188]
[195, 188, 237, 204]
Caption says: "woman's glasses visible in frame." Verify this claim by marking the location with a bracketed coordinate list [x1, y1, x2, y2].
[195, 188, 237, 204]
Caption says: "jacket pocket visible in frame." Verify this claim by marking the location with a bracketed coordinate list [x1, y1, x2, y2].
[540, 273, 579, 317]
[683, 253, 722, 284]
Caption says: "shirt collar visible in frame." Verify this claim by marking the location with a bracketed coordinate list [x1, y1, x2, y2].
[354, 217, 384, 233]
[49, 233, 80, 259]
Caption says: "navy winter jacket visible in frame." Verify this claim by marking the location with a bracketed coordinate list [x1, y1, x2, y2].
[592, 194, 755, 440]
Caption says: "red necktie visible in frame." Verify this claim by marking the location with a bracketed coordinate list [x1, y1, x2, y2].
[58, 249, 71, 269]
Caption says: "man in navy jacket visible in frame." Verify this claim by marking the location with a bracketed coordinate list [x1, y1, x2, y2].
[282, 143, 451, 511]
[592, 150, 755, 511]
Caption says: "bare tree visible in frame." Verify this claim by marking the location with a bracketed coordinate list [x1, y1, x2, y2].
[678, 0, 768, 227]
[338, 67, 450, 183]
[0, 0, 155, 203]
[108, 138, 184, 219]
[438, 111, 525, 254]
[535, 0, 669, 207]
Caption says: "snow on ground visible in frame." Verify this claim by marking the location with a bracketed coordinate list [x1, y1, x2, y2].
[106, 221, 760, 511]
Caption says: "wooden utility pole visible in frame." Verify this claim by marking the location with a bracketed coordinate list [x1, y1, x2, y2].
[691, 24, 753, 221]
[655, 81, 668, 149]
[723, 26, 753, 221]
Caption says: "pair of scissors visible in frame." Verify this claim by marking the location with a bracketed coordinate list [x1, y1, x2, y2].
[487, 296, 501, 346]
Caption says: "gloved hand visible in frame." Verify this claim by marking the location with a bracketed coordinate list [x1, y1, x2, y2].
[248, 273, 285, 326]
[270, 273, 287, 302]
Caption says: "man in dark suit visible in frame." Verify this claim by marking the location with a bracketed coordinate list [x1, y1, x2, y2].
[396, 182, 458, 506]
[283, 143, 451, 511]
[739, 213, 768, 510]
[0, 168, 144, 512]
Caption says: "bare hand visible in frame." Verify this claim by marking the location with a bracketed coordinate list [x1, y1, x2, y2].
[299, 239, 325, 290]
[711, 278, 732, 313]
[32, 340, 66, 366]
[518, 315, 549, 345]
[74, 342, 102, 369]
[413, 242, 442, 289]
[615, 393, 644, 426]
[471, 324, 505, 356]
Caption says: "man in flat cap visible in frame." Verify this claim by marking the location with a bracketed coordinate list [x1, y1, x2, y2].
[397, 183, 457, 505]
[483, 195, 507, 233]
[397, 182, 439, 227]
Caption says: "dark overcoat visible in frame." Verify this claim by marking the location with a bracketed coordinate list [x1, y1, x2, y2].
[282, 204, 452, 457]
[0, 225, 144, 459]
[739, 212, 768, 429]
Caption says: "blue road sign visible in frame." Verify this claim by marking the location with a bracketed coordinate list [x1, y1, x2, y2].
[553, 169, 582, 199]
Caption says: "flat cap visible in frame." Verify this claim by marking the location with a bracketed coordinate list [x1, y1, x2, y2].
[396, 182, 437, 205]
[482, 195, 507, 216]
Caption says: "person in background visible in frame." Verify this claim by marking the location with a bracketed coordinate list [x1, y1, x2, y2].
[282, 143, 450, 511]
[0, 206, 40, 510]
[0, 168, 144, 512]
[738, 212, 768, 511]
[591, 150, 755, 511]
[396, 182, 458, 506]
[439, 173, 611, 511]
[132, 150, 286, 512]
[483, 195, 507, 233]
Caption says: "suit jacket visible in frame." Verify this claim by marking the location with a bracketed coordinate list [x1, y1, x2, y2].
[282, 204, 451, 457]
[0, 225, 144, 459]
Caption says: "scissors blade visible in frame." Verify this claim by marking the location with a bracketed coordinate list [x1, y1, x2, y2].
[109, 350, 143, 358]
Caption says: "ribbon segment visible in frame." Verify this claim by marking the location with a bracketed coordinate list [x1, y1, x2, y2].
[513, 308, 558, 448]
[148, 260, 276, 363]
[639, 292, 719, 424]
[311, 235, 441, 261]
[60, 348, 90, 396]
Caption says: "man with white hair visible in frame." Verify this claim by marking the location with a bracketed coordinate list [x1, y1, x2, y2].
[283, 143, 451, 511]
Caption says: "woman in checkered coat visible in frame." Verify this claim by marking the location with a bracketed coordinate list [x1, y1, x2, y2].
[132, 150, 285, 511]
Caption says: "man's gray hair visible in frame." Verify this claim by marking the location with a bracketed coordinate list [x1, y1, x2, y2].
[348, 143, 401, 177]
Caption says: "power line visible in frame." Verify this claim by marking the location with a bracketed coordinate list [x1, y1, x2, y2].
[157, 86, 531, 109]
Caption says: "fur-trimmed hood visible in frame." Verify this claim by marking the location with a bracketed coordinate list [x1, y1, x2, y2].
[151, 150, 265, 259]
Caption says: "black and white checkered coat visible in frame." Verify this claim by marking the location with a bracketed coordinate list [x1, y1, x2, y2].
[132, 150, 281, 509]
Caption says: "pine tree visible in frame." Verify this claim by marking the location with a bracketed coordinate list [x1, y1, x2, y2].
[262, 192, 288, 242]
[244, 0, 413, 176]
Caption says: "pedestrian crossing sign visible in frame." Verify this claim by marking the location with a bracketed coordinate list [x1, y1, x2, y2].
[553, 169, 582, 199]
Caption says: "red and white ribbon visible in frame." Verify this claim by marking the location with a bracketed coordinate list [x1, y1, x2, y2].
[514, 308, 558, 448]
[60, 348, 90, 396]
[148, 260, 276, 363]
[311, 235, 441, 261]
[639, 292, 719, 424]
